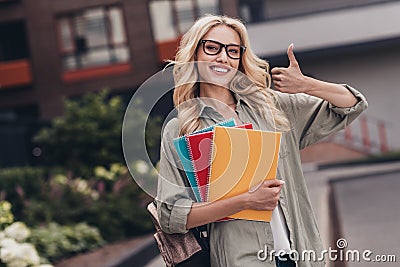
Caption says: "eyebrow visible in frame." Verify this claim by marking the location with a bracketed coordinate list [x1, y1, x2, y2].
[205, 39, 241, 46]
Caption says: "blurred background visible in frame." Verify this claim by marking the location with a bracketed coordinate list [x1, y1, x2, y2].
[0, 0, 399, 266]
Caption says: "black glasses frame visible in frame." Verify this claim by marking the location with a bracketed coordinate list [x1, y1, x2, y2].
[199, 39, 246, 59]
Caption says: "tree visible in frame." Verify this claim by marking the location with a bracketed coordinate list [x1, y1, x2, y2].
[33, 90, 161, 177]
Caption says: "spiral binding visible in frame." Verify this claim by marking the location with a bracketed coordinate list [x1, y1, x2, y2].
[194, 118, 235, 134]
[185, 135, 201, 199]
[206, 131, 216, 203]
[180, 118, 236, 202]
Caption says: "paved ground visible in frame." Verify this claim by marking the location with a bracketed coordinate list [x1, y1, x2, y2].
[305, 161, 400, 266]
[55, 235, 155, 267]
[144, 256, 165, 267]
[332, 172, 400, 266]
[304, 161, 400, 245]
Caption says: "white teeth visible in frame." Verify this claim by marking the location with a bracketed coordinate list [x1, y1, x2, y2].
[212, 67, 228, 73]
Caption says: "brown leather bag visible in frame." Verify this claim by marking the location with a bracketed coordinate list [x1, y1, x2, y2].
[147, 202, 210, 267]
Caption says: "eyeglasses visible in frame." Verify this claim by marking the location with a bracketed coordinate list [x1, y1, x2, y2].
[199, 40, 246, 60]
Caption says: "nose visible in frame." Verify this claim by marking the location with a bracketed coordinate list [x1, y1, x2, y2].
[216, 47, 228, 63]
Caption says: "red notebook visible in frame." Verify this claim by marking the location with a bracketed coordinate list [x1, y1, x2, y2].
[185, 123, 253, 202]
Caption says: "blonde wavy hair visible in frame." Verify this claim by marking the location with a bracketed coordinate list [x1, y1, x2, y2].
[171, 14, 289, 135]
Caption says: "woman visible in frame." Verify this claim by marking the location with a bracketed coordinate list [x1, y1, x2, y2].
[156, 14, 367, 267]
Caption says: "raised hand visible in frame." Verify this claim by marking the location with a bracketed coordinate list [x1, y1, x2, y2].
[271, 43, 306, 94]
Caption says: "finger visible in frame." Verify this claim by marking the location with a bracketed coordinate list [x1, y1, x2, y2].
[272, 187, 281, 196]
[273, 86, 281, 92]
[272, 74, 282, 81]
[276, 185, 283, 193]
[264, 179, 285, 187]
[273, 81, 282, 91]
[271, 67, 285, 74]
[287, 43, 299, 67]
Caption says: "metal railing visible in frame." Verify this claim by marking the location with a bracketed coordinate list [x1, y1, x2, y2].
[327, 115, 391, 155]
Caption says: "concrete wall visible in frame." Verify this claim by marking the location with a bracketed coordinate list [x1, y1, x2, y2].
[247, 1, 400, 56]
[260, 0, 393, 19]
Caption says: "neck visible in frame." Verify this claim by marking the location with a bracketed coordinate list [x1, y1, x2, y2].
[199, 83, 236, 105]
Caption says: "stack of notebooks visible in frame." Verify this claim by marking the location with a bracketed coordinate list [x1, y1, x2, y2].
[173, 119, 281, 222]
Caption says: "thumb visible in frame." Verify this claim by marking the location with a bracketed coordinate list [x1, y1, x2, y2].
[287, 43, 298, 67]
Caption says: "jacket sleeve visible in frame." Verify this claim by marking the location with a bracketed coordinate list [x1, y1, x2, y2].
[155, 118, 194, 234]
[275, 85, 368, 149]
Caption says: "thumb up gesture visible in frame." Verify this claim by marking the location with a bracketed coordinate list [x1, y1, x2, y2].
[271, 44, 306, 94]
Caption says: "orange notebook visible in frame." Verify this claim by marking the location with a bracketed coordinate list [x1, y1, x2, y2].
[208, 126, 282, 222]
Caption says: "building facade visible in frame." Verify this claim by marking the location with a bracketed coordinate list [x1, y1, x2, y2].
[1, 0, 399, 166]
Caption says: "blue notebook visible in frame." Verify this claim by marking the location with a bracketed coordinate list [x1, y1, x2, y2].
[173, 118, 236, 202]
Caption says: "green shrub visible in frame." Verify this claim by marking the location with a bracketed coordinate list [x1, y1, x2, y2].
[84, 178, 154, 241]
[0, 200, 53, 267]
[29, 222, 105, 263]
[33, 90, 162, 177]
[0, 163, 155, 243]
[0, 167, 46, 221]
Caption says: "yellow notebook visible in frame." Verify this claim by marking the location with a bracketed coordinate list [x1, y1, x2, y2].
[208, 126, 281, 222]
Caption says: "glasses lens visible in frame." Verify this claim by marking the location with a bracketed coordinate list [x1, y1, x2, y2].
[203, 41, 221, 55]
[227, 45, 241, 59]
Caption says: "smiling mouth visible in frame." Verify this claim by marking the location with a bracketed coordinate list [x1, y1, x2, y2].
[210, 66, 229, 74]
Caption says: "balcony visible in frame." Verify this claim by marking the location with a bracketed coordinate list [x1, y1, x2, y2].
[62, 63, 132, 83]
[0, 59, 32, 89]
[156, 37, 181, 63]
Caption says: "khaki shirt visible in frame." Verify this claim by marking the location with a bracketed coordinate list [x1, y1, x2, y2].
[156, 85, 368, 267]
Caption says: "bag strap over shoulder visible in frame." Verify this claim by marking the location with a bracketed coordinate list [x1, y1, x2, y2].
[147, 201, 160, 229]
[176, 168, 209, 248]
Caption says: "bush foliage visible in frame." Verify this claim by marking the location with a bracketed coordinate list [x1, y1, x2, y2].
[30, 222, 105, 263]
[0, 164, 155, 242]
[0, 90, 163, 262]
[33, 90, 161, 177]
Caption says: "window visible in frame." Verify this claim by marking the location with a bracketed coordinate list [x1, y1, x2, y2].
[0, 21, 29, 62]
[57, 6, 130, 71]
[149, 0, 220, 42]
[149, 0, 220, 62]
